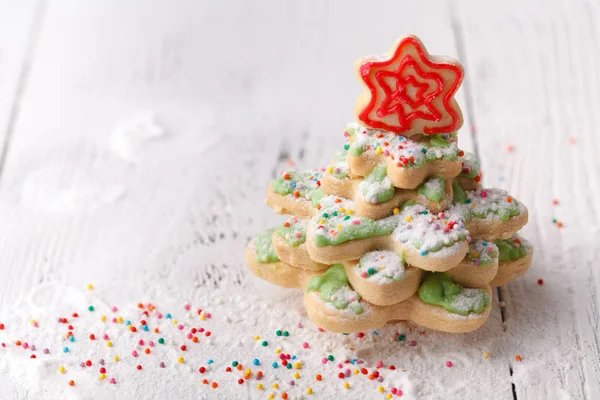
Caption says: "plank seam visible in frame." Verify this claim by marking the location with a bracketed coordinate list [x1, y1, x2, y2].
[0, 0, 47, 184]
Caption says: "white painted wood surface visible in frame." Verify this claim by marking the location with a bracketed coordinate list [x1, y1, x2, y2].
[0, 1, 598, 398]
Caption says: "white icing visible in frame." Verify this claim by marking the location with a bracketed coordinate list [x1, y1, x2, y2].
[356, 251, 406, 283]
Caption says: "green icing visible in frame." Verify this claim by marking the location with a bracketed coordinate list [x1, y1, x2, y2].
[417, 176, 445, 203]
[306, 265, 363, 314]
[275, 218, 306, 247]
[254, 228, 279, 263]
[313, 215, 396, 247]
[452, 180, 467, 204]
[418, 272, 490, 316]
[429, 134, 453, 148]
[459, 152, 481, 179]
[329, 148, 350, 179]
[359, 165, 394, 204]
[495, 238, 527, 261]
[349, 144, 365, 157]
[271, 170, 324, 206]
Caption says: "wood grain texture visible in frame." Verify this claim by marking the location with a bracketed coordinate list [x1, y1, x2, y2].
[457, 0, 600, 398]
[0, 0, 597, 398]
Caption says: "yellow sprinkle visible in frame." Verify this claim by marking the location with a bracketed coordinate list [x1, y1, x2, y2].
[275, 348, 281, 354]
[306, 388, 313, 395]
[327, 166, 333, 173]
[117, 316, 123, 323]
[100, 315, 106, 322]
[99, 374, 106, 380]
[344, 382, 350, 389]
[319, 219, 325, 224]
[393, 207, 400, 214]
[113, 356, 119, 361]
[294, 362, 301, 369]
[293, 372, 300, 379]
[268, 394, 275, 400]
[256, 384, 263, 390]
[386, 394, 393, 399]
[472, 252, 479, 258]
[59, 366, 66, 374]
[272, 383, 279, 389]
[172, 320, 177, 325]
[471, 203, 476, 208]
[177, 356, 184, 363]
[339, 207, 345, 213]
[337, 225, 342, 230]
[353, 369, 359, 375]
[404, 215, 412, 222]
[377, 386, 384, 393]
[200, 314, 206, 321]
[347, 210, 354, 215]
[87, 284, 93, 290]
[376, 147, 383, 155]
[254, 336, 260, 341]
[482, 351, 491, 359]
[106, 341, 113, 348]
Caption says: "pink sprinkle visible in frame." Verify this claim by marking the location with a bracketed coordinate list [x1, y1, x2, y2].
[446, 361, 453, 367]
[302, 342, 309, 349]
[30, 345, 36, 351]
[391, 388, 398, 395]
[111, 306, 118, 313]
[1, 343, 5, 348]
[22, 343, 29, 349]
[177, 324, 184, 330]
[205, 313, 211, 318]
[102, 334, 109, 340]
[32, 322, 39, 328]
[438, 212, 444, 219]
[187, 333, 193, 339]
[318, 327, 324, 332]
[99, 359, 105, 365]
[398, 389, 403, 397]
[297, 323, 303, 328]
[352, 220, 361, 225]
[377, 376, 384, 382]
[376, 361, 383, 368]
[109, 378, 116, 384]
[337, 363, 342, 369]
[111, 317, 117, 323]
[480, 191, 488, 198]
[198, 328, 205, 333]
[132, 350, 138, 357]
[43, 348, 49, 354]
[408, 340, 417, 347]
[159, 362, 165, 368]
[156, 313, 163, 319]
[344, 368, 351, 377]
[360, 272, 368, 278]
[295, 232, 301, 238]
[289, 380, 295, 386]
[138, 339, 144, 346]
[149, 341, 154, 347]
[184, 304, 191, 311]
[321, 358, 327, 364]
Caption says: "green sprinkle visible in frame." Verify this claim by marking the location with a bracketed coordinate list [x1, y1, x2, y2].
[368, 268, 375, 275]
[286, 363, 292, 369]
[332, 211, 338, 216]
[283, 331, 289, 337]
[322, 213, 329, 218]
[262, 341, 268, 347]
[276, 330, 282, 337]
[158, 338, 164, 344]
[398, 334, 406, 341]
[232, 361, 238, 367]
[344, 144, 349, 150]
[327, 355, 334, 361]
[344, 216, 350, 220]
[421, 147, 427, 154]
[88, 306, 94, 312]
[552, 218, 557, 223]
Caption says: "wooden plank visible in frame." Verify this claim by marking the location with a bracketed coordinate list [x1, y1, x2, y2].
[0, 0, 517, 398]
[0, 0, 41, 171]
[456, 0, 600, 398]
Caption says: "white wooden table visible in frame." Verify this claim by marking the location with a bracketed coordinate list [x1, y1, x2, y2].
[0, 1, 598, 399]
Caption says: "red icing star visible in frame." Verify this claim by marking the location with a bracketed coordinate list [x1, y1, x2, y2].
[354, 35, 464, 136]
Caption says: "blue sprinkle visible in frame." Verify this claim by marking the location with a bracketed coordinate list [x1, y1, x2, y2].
[272, 362, 278, 368]
[290, 182, 297, 189]
[351, 359, 356, 364]
[68, 336, 75, 342]
[142, 325, 149, 331]
[253, 359, 260, 366]
[63, 347, 69, 353]
[373, 330, 379, 335]
[125, 320, 131, 326]
[482, 242, 487, 246]
[207, 359, 214, 365]
[166, 313, 172, 319]
[419, 250, 427, 256]
[291, 355, 296, 360]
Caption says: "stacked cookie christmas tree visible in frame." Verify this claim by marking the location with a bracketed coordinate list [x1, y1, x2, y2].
[246, 35, 533, 333]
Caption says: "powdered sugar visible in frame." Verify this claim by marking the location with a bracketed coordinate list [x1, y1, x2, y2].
[356, 251, 406, 283]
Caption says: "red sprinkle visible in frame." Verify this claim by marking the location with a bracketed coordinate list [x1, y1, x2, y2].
[537, 279, 544, 285]
[136, 365, 142, 370]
